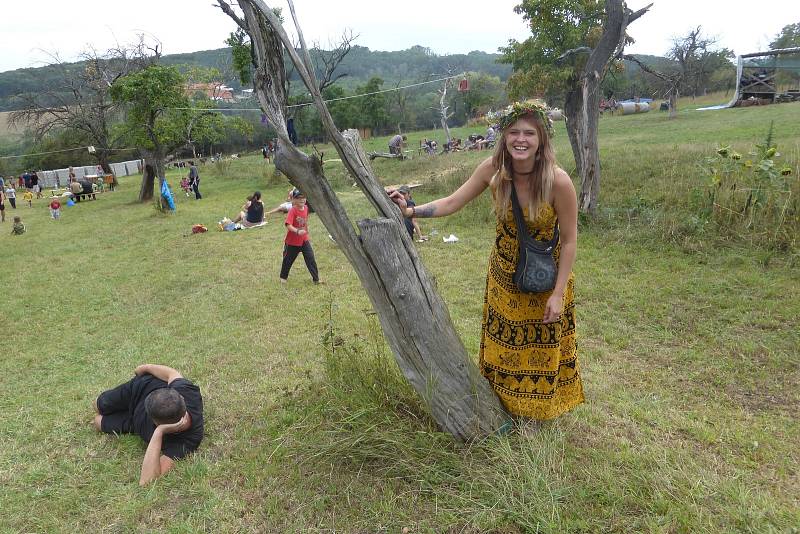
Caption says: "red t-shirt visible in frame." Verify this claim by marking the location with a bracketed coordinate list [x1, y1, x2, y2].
[284, 204, 310, 246]
[50, 200, 61, 210]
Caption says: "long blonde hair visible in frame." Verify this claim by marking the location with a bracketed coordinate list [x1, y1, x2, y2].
[489, 114, 557, 220]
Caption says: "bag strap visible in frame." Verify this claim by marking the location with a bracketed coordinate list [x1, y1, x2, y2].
[510, 183, 532, 246]
[510, 183, 560, 248]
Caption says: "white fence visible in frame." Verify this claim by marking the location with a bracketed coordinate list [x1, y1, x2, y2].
[35, 160, 143, 188]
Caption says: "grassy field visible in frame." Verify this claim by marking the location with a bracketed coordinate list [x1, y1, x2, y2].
[1, 98, 798, 533]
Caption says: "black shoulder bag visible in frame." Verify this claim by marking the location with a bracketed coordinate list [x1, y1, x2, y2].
[510, 185, 559, 293]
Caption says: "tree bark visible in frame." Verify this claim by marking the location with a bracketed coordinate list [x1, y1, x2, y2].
[139, 149, 166, 204]
[219, 0, 511, 440]
[669, 88, 678, 119]
[563, 87, 584, 180]
[139, 162, 156, 202]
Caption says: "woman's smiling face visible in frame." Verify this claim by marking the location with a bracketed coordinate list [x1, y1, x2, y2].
[504, 116, 540, 164]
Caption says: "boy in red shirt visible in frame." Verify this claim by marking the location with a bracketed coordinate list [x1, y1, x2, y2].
[280, 188, 319, 284]
[49, 197, 61, 219]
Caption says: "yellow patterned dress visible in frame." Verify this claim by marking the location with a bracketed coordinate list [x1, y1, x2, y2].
[479, 203, 584, 420]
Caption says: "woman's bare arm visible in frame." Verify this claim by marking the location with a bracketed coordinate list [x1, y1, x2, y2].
[389, 157, 495, 218]
[542, 168, 578, 323]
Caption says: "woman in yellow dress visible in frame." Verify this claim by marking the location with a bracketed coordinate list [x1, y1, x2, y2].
[389, 100, 584, 431]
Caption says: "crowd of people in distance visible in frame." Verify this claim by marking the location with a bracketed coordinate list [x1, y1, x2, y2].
[1, 169, 75, 229]
[417, 125, 498, 156]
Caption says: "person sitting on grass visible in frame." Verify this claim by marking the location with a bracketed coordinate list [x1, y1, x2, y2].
[93, 364, 204, 486]
[266, 188, 295, 217]
[231, 191, 266, 227]
[11, 215, 25, 235]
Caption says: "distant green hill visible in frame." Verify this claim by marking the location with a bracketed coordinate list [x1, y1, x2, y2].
[0, 45, 512, 112]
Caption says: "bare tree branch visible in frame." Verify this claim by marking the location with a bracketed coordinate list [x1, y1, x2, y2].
[7, 42, 158, 172]
[556, 46, 592, 66]
[627, 2, 653, 24]
[316, 30, 357, 91]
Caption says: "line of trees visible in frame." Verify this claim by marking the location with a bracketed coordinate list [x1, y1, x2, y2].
[289, 71, 507, 142]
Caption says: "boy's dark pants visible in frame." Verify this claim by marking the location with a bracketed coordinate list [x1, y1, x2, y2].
[280, 242, 319, 281]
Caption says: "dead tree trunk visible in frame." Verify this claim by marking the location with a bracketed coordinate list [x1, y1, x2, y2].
[668, 88, 679, 119]
[559, 0, 651, 213]
[219, 0, 510, 440]
[438, 80, 453, 145]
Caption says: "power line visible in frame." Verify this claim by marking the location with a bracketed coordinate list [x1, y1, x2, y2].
[0, 74, 466, 160]
[0, 146, 137, 160]
[169, 73, 465, 112]
[0, 146, 87, 160]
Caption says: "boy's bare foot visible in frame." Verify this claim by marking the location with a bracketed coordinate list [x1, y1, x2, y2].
[280, 278, 287, 285]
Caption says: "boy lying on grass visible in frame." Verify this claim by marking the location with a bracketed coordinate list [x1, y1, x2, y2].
[93, 364, 204, 485]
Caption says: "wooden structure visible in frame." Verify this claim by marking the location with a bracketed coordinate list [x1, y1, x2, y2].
[726, 47, 800, 107]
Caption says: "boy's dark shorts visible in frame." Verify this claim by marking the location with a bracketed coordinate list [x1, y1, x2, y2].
[96, 379, 135, 434]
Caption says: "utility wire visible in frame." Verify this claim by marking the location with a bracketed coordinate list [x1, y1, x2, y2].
[1, 74, 465, 160]
[169, 73, 465, 112]
[0, 146, 137, 160]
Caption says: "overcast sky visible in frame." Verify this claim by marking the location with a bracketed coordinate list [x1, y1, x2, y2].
[0, 0, 797, 73]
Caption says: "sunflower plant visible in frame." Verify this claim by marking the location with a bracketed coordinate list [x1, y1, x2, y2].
[697, 122, 797, 249]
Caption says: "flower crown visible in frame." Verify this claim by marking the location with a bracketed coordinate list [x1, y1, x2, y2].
[487, 99, 554, 136]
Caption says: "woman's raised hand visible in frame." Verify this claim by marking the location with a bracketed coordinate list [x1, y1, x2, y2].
[386, 188, 407, 211]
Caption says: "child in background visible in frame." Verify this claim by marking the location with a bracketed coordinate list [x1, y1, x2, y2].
[267, 187, 294, 217]
[34, 183, 43, 199]
[5, 184, 16, 209]
[279, 188, 319, 285]
[22, 190, 33, 207]
[180, 176, 190, 197]
[11, 216, 25, 235]
[49, 197, 61, 220]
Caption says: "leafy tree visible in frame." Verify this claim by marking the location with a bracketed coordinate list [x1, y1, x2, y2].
[769, 22, 800, 90]
[770, 22, 800, 49]
[110, 65, 191, 205]
[355, 77, 389, 133]
[500, 0, 650, 212]
[9, 46, 154, 178]
[226, 28, 253, 85]
[459, 72, 507, 120]
[176, 65, 253, 157]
